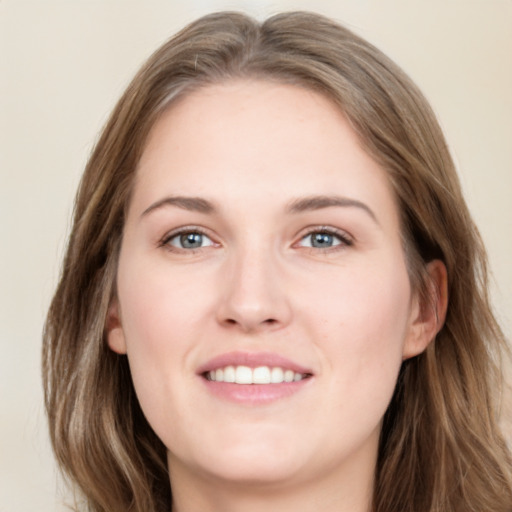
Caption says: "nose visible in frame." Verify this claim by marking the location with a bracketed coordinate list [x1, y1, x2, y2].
[216, 245, 292, 333]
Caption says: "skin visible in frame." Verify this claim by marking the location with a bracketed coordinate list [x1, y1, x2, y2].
[107, 80, 447, 512]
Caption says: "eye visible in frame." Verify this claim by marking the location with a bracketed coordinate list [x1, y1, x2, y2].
[298, 229, 352, 249]
[163, 230, 215, 250]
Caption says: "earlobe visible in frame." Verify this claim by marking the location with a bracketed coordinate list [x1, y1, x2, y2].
[106, 300, 127, 354]
[402, 259, 448, 360]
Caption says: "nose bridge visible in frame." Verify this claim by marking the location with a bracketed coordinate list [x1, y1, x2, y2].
[217, 236, 291, 332]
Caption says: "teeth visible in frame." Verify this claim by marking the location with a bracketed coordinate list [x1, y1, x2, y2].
[253, 366, 271, 384]
[284, 370, 294, 383]
[207, 365, 306, 384]
[271, 367, 283, 383]
[223, 365, 235, 383]
[235, 366, 252, 384]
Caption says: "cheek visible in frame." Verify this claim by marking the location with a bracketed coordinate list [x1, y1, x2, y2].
[115, 259, 216, 426]
[302, 259, 411, 412]
[315, 256, 411, 343]
[118, 254, 214, 349]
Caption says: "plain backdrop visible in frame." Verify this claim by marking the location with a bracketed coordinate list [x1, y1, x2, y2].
[1, 0, 511, 510]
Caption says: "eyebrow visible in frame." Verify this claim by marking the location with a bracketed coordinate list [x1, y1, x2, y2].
[286, 195, 379, 224]
[141, 196, 215, 217]
[141, 194, 378, 224]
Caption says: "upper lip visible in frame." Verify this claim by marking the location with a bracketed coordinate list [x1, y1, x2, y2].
[196, 351, 313, 376]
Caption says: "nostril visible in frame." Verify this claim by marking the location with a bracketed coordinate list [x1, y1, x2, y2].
[222, 317, 278, 329]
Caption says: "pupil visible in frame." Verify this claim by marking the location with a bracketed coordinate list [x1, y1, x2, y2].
[181, 233, 202, 248]
[312, 233, 332, 247]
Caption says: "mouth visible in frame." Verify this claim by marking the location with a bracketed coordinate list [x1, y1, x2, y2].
[204, 365, 311, 384]
[197, 351, 314, 404]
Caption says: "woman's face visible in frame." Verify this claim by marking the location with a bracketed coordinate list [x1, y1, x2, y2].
[108, 80, 433, 492]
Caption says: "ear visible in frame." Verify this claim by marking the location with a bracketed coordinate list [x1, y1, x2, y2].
[402, 259, 448, 360]
[105, 299, 127, 354]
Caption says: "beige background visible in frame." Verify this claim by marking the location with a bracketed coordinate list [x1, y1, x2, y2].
[1, 0, 511, 510]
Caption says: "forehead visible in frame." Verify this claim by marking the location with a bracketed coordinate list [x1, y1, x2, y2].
[131, 79, 399, 226]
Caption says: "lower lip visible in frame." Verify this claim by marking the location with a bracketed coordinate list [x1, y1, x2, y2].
[201, 377, 312, 405]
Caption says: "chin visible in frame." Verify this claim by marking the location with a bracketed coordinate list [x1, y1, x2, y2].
[199, 454, 303, 487]
[169, 430, 308, 487]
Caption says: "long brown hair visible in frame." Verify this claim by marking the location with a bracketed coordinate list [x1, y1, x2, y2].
[43, 11, 512, 511]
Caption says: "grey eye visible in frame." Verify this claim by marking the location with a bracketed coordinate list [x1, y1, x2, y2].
[169, 232, 213, 249]
[299, 231, 343, 249]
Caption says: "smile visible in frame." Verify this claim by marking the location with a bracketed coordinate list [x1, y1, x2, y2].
[198, 351, 314, 404]
[206, 365, 308, 384]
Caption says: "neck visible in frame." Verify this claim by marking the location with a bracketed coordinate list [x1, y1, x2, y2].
[168, 449, 375, 512]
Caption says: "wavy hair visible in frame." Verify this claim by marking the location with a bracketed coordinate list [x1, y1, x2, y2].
[43, 11, 512, 511]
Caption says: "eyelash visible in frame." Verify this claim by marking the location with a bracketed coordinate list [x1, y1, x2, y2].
[296, 226, 353, 252]
[158, 226, 354, 253]
[159, 226, 216, 253]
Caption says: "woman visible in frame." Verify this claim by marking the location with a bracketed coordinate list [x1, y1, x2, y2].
[42, 11, 512, 512]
